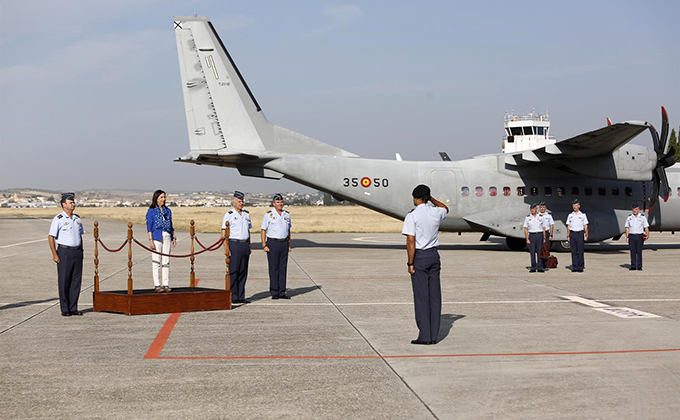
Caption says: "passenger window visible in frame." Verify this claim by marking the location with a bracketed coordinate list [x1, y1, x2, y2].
[544, 187, 552, 196]
[585, 187, 593, 196]
[475, 187, 483, 197]
[612, 187, 619, 196]
[677, 187, 680, 197]
[598, 187, 606, 196]
[557, 187, 565, 197]
[530, 187, 538, 196]
[503, 187, 511, 196]
[489, 187, 497, 196]
[571, 187, 579, 196]
[461, 186, 469, 197]
[625, 187, 633, 197]
[517, 186, 525, 196]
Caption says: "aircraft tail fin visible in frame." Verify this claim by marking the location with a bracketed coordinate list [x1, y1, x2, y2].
[173, 16, 357, 158]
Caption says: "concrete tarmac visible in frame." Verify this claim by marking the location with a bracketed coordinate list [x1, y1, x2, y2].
[1, 217, 679, 419]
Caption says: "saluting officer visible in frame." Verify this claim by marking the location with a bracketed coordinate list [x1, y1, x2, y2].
[261, 193, 292, 300]
[222, 191, 252, 304]
[625, 203, 650, 271]
[566, 199, 589, 272]
[48, 192, 85, 316]
[539, 201, 554, 268]
[523, 203, 546, 273]
[402, 184, 449, 345]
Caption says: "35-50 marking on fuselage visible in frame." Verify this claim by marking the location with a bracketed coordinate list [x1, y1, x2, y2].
[343, 177, 389, 188]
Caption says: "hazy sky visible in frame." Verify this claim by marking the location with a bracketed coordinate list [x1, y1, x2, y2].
[1, 0, 678, 193]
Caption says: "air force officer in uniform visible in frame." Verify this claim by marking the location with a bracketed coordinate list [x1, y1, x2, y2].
[625, 203, 650, 271]
[261, 193, 292, 300]
[48, 192, 85, 316]
[523, 203, 546, 273]
[566, 199, 589, 272]
[402, 184, 449, 345]
[222, 191, 252, 304]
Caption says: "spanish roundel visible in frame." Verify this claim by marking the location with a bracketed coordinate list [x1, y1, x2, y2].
[360, 177, 371, 187]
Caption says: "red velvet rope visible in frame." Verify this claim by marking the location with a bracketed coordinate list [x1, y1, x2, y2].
[97, 238, 128, 253]
[132, 237, 225, 258]
[195, 235, 225, 251]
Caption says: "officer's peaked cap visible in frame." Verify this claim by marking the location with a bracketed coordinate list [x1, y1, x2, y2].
[61, 192, 75, 201]
[412, 184, 430, 199]
[234, 191, 245, 200]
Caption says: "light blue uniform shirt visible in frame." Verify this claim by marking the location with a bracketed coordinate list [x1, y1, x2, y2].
[401, 203, 448, 250]
[523, 214, 545, 233]
[539, 212, 554, 231]
[625, 213, 649, 234]
[48, 211, 84, 247]
[261, 208, 291, 239]
[567, 211, 589, 231]
[222, 208, 251, 240]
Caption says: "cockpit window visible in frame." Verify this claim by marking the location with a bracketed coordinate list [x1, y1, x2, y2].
[522, 127, 533, 135]
[510, 127, 523, 136]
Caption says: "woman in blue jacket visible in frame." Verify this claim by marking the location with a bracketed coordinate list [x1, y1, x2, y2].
[146, 190, 176, 292]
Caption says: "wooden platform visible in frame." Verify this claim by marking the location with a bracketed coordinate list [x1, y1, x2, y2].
[93, 287, 232, 315]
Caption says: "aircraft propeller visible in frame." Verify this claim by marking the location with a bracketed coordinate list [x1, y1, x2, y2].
[648, 106, 676, 205]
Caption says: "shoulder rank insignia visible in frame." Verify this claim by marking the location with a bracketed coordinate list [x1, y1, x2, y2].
[57, 214, 63, 219]
[243, 209, 249, 213]
[228, 210, 233, 214]
[266, 210, 272, 214]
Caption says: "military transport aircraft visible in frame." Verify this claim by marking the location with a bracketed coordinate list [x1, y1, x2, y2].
[172, 16, 679, 251]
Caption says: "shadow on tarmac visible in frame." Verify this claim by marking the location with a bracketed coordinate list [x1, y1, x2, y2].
[437, 314, 466, 342]
[247, 285, 321, 302]
[0, 298, 58, 311]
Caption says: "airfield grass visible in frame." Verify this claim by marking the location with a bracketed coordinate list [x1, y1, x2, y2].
[0, 206, 403, 234]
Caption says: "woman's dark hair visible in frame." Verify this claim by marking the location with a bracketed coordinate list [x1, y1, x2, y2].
[150, 189, 166, 209]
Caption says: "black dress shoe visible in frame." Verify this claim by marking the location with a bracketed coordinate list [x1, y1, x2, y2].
[242, 300, 251, 304]
[629, 267, 636, 271]
[272, 296, 279, 300]
[70, 311, 83, 316]
[279, 295, 291, 300]
[61, 312, 71, 317]
[537, 269, 545, 273]
[529, 269, 536, 273]
[637, 267, 643, 271]
[429, 341, 437, 345]
[411, 340, 429, 345]
[578, 269, 584, 272]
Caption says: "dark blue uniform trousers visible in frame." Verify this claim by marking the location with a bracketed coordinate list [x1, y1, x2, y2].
[570, 231, 585, 271]
[267, 238, 289, 297]
[528, 232, 543, 270]
[411, 248, 442, 343]
[629, 234, 644, 269]
[229, 240, 250, 301]
[56, 246, 83, 314]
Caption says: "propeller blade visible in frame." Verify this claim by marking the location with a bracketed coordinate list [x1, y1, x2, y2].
[660, 106, 669, 153]
[649, 124, 660, 153]
[659, 147, 676, 168]
[657, 168, 671, 201]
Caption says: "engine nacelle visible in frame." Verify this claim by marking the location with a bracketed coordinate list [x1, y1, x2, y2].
[560, 144, 655, 181]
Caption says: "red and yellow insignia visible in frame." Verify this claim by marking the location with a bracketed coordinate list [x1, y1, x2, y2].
[360, 177, 371, 187]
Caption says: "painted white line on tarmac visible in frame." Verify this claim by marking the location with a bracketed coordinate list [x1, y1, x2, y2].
[593, 307, 662, 319]
[562, 296, 610, 308]
[0, 238, 47, 249]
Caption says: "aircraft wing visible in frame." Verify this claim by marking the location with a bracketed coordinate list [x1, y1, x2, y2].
[505, 122, 648, 165]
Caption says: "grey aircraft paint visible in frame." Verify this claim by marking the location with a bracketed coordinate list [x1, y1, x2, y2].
[172, 16, 680, 249]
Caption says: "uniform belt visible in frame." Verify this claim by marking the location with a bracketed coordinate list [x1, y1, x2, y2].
[229, 239, 249, 243]
[529, 231, 542, 234]
[629, 233, 643, 235]
[58, 244, 81, 250]
[571, 230, 584, 233]
[267, 237, 287, 242]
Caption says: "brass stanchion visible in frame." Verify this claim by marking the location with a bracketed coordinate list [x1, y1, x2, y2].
[127, 222, 133, 296]
[190, 220, 196, 288]
[94, 221, 100, 293]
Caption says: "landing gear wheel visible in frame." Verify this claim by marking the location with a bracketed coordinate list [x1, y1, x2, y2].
[552, 241, 571, 253]
[505, 237, 527, 251]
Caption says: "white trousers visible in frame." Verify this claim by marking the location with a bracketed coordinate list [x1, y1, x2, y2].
[152, 232, 172, 287]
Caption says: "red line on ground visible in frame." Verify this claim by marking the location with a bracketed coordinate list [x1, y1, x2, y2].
[144, 312, 181, 359]
[153, 348, 680, 361]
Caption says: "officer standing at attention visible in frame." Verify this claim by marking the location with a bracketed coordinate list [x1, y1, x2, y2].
[222, 191, 252, 304]
[524, 203, 546, 272]
[538, 201, 554, 268]
[625, 203, 650, 271]
[402, 184, 448, 345]
[48, 192, 85, 316]
[566, 199, 589, 272]
[261, 193, 292, 300]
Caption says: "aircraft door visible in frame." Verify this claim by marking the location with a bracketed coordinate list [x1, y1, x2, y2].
[429, 170, 456, 208]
